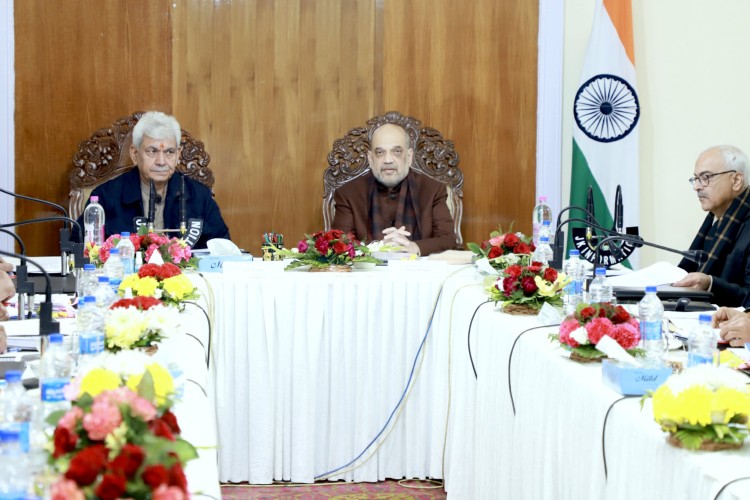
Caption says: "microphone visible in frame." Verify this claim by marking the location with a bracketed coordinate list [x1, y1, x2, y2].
[550, 205, 603, 269]
[585, 187, 595, 242]
[614, 185, 624, 234]
[594, 233, 705, 270]
[179, 175, 187, 236]
[148, 180, 157, 232]
[0, 229, 34, 320]
[0, 216, 86, 275]
[0, 249, 60, 352]
[0, 187, 82, 275]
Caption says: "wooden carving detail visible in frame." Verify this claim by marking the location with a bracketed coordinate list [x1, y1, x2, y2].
[69, 112, 214, 219]
[323, 111, 464, 245]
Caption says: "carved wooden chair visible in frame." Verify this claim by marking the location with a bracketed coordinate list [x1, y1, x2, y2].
[323, 111, 464, 245]
[69, 111, 215, 219]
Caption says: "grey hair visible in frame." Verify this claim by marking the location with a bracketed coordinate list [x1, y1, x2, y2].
[132, 111, 181, 149]
[705, 145, 750, 188]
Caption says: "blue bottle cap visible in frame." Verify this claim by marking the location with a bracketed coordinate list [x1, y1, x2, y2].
[595, 267, 606, 276]
[569, 250, 580, 257]
[120, 232, 130, 237]
[4, 370, 22, 382]
[645, 286, 657, 293]
[48, 334, 63, 343]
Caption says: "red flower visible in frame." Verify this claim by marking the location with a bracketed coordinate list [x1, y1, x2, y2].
[95, 473, 127, 500]
[314, 237, 329, 255]
[543, 267, 558, 282]
[168, 463, 189, 493]
[611, 322, 640, 350]
[110, 443, 145, 479]
[514, 242, 531, 255]
[111, 295, 162, 311]
[520, 276, 538, 295]
[585, 317, 614, 344]
[161, 409, 181, 434]
[142, 464, 170, 489]
[138, 263, 181, 280]
[503, 233, 520, 248]
[502, 276, 518, 296]
[480, 240, 490, 250]
[579, 306, 596, 321]
[505, 265, 523, 278]
[324, 230, 344, 241]
[149, 418, 176, 441]
[611, 305, 631, 324]
[53, 426, 78, 458]
[527, 262, 543, 274]
[487, 246, 503, 259]
[332, 241, 349, 255]
[348, 245, 356, 258]
[297, 240, 308, 253]
[65, 444, 108, 486]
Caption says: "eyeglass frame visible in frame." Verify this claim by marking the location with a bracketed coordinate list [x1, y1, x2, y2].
[141, 144, 180, 160]
[688, 170, 737, 188]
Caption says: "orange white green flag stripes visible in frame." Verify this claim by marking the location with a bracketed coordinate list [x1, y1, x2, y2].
[568, 0, 639, 263]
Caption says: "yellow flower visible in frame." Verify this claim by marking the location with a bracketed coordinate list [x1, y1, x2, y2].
[105, 422, 129, 458]
[126, 363, 175, 406]
[133, 276, 159, 297]
[534, 275, 557, 297]
[79, 368, 122, 398]
[162, 274, 194, 300]
[119, 274, 141, 294]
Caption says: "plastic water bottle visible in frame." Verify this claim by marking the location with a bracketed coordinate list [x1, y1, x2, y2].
[116, 232, 136, 276]
[688, 314, 718, 368]
[532, 196, 553, 246]
[562, 250, 585, 315]
[0, 427, 29, 499]
[532, 235, 553, 266]
[103, 247, 124, 295]
[0, 371, 33, 453]
[77, 296, 105, 371]
[83, 195, 105, 247]
[638, 286, 664, 366]
[39, 334, 72, 420]
[76, 263, 99, 299]
[93, 275, 116, 309]
[589, 267, 613, 304]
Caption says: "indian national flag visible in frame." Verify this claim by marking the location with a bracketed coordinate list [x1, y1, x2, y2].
[569, 0, 639, 265]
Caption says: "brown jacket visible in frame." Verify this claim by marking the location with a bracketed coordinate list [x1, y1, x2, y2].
[331, 170, 457, 256]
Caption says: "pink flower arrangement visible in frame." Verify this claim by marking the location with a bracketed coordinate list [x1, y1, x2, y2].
[85, 233, 197, 268]
[553, 302, 643, 361]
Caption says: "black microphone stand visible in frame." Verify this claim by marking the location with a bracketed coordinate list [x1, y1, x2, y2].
[0, 217, 86, 276]
[550, 205, 607, 269]
[0, 229, 34, 320]
[594, 234, 704, 270]
[0, 249, 59, 354]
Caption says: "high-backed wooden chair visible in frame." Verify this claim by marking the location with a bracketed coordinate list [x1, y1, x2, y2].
[69, 111, 215, 219]
[323, 111, 464, 245]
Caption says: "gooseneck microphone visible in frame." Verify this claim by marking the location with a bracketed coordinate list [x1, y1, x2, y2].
[0, 249, 60, 352]
[614, 185, 624, 235]
[148, 180, 157, 232]
[593, 234, 705, 270]
[550, 205, 603, 269]
[179, 175, 187, 236]
[0, 216, 86, 274]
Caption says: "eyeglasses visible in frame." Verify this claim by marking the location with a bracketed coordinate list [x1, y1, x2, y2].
[142, 146, 178, 160]
[688, 170, 736, 187]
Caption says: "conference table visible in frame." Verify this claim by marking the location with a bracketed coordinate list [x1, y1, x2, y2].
[195, 260, 750, 499]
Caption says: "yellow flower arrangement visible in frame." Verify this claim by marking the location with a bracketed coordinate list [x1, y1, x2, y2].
[645, 365, 750, 450]
[119, 262, 199, 309]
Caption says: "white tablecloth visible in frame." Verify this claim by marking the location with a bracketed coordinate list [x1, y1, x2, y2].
[203, 263, 474, 483]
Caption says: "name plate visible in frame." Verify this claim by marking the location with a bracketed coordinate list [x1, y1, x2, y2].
[601, 359, 672, 396]
[197, 255, 254, 273]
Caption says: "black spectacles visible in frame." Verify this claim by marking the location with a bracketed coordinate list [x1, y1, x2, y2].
[688, 170, 736, 187]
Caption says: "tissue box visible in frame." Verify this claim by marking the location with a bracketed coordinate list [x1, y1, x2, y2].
[197, 254, 253, 273]
[601, 359, 672, 396]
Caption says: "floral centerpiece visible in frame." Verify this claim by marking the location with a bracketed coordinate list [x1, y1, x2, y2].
[468, 226, 536, 271]
[550, 302, 642, 362]
[49, 356, 196, 499]
[119, 263, 199, 309]
[643, 364, 750, 451]
[105, 296, 179, 352]
[488, 262, 569, 314]
[280, 230, 380, 271]
[86, 233, 197, 269]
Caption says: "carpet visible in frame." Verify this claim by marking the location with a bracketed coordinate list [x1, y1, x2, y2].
[220, 479, 446, 500]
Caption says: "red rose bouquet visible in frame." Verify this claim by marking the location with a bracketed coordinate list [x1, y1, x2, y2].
[487, 262, 569, 311]
[467, 225, 536, 271]
[281, 230, 379, 270]
[551, 302, 643, 361]
[48, 362, 197, 500]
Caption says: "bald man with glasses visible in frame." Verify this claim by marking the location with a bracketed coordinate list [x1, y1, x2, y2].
[75, 111, 230, 248]
[673, 145, 750, 307]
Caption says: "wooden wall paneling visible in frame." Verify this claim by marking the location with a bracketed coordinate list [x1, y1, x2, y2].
[14, 0, 173, 255]
[172, 0, 377, 253]
[382, 0, 539, 246]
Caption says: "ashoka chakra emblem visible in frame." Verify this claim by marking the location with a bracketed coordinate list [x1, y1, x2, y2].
[574, 74, 640, 143]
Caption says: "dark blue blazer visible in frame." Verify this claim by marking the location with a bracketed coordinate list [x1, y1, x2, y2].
[76, 169, 230, 249]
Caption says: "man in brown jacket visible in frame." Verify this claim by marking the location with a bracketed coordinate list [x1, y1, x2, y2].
[331, 123, 456, 256]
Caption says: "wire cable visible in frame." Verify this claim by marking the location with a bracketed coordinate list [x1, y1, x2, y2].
[508, 324, 559, 416]
[314, 265, 473, 481]
[184, 301, 211, 367]
[714, 476, 750, 500]
[467, 300, 493, 379]
[601, 395, 637, 480]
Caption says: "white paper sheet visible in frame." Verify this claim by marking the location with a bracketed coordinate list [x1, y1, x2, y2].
[607, 261, 687, 288]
